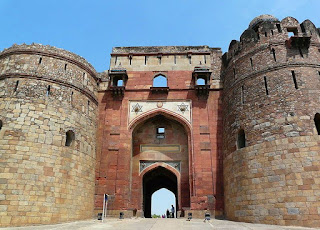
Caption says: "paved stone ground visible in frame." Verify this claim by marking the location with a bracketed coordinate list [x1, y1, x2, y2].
[1, 218, 319, 230]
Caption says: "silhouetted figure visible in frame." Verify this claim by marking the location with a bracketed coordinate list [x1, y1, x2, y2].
[171, 205, 175, 218]
[166, 209, 170, 218]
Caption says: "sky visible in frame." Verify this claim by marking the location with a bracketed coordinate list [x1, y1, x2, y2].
[1, 0, 319, 216]
[1, 0, 319, 73]
[152, 188, 175, 216]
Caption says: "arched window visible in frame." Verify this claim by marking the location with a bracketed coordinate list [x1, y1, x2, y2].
[0, 120, 2, 131]
[196, 78, 206, 86]
[153, 75, 167, 87]
[65, 130, 75, 147]
[237, 129, 246, 149]
[314, 113, 320, 135]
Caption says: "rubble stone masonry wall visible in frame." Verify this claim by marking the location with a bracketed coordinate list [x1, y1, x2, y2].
[222, 16, 320, 227]
[0, 44, 98, 227]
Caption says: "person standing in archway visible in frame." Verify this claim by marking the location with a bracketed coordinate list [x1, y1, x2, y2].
[171, 205, 175, 218]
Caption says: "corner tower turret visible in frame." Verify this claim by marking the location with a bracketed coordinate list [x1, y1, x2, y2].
[222, 15, 320, 228]
[0, 44, 99, 226]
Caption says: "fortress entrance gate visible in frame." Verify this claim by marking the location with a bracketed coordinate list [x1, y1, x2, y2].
[131, 113, 191, 217]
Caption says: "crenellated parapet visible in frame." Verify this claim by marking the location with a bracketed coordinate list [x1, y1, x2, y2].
[222, 15, 320, 91]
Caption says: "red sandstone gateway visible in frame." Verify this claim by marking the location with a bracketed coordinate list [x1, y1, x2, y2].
[96, 45, 223, 219]
[1, 15, 320, 228]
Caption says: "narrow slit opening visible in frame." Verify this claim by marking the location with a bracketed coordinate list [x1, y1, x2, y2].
[241, 85, 244, 104]
[46, 85, 51, 96]
[264, 76, 269, 95]
[276, 24, 282, 33]
[272, 48, 276, 62]
[291, 71, 298, 89]
[14, 80, 19, 92]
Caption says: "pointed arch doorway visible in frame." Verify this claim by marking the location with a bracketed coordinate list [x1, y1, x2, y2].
[143, 166, 178, 218]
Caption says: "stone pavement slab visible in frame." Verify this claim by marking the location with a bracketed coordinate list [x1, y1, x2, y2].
[1, 218, 319, 230]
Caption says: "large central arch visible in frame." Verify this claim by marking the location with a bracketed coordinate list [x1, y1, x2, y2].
[142, 165, 178, 218]
[129, 110, 193, 217]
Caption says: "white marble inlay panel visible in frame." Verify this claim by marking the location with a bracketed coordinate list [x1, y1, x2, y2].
[129, 100, 192, 124]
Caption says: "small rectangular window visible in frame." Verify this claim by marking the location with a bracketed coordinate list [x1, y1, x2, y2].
[204, 55, 207, 64]
[115, 56, 117, 65]
[174, 55, 177, 64]
[271, 30, 274, 35]
[250, 58, 253, 68]
[64, 64, 67, 71]
[145, 56, 147, 65]
[156, 127, 165, 139]
[39, 57, 42, 64]
[291, 71, 298, 89]
[233, 68, 236, 79]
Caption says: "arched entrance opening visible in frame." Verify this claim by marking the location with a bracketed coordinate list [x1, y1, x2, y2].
[152, 188, 176, 217]
[130, 113, 191, 217]
[143, 166, 177, 218]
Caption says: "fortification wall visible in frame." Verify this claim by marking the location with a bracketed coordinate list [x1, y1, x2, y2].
[222, 16, 320, 227]
[0, 44, 98, 226]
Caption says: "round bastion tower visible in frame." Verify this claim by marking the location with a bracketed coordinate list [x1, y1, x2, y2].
[0, 44, 98, 226]
[222, 15, 320, 227]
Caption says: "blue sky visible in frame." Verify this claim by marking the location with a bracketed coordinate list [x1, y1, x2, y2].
[1, 0, 319, 72]
[152, 188, 175, 216]
[1, 0, 319, 216]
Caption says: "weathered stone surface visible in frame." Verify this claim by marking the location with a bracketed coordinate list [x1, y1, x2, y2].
[223, 15, 320, 228]
[0, 44, 98, 227]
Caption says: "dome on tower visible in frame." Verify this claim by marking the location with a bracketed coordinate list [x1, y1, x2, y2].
[249, 14, 279, 29]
